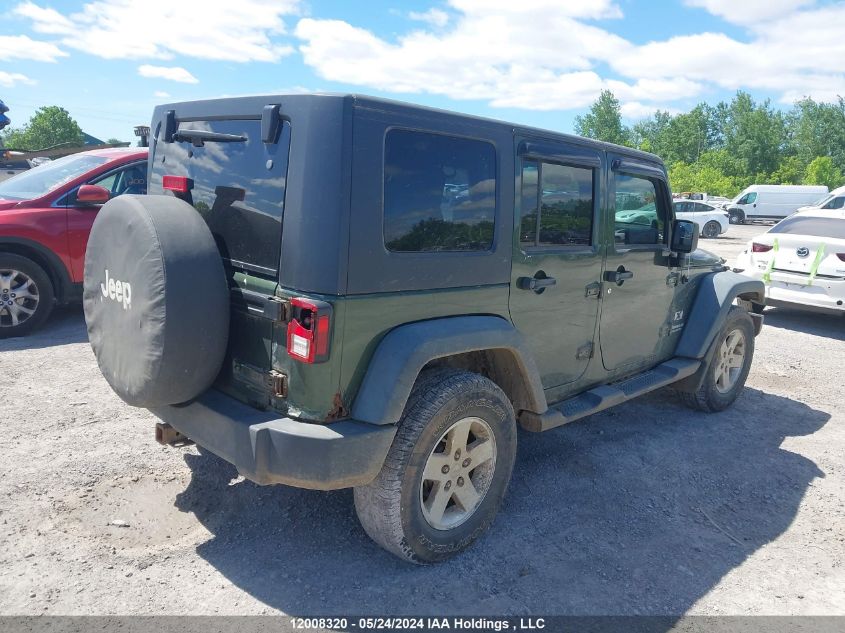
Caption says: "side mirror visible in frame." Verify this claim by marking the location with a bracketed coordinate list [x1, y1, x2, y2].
[671, 219, 699, 254]
[76, 184, 110, 206]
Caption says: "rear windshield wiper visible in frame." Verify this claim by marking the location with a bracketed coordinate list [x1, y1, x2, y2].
[171, 130, 247, 146]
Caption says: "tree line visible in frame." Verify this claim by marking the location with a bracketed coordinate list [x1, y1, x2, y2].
[574, 90, 845, 197]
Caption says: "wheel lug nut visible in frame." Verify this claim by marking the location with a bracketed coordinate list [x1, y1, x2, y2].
[457, 476, 464, 487]
[454, 449, 461, 460]
[444, 481, 452, 491]
[441, 465, 449, 474]
[462, 458, 471, 468]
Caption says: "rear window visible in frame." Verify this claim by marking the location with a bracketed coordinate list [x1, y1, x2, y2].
[770, 216, 845, 239]
[383, 129, 496, 252]
[151, 118, 291, 276]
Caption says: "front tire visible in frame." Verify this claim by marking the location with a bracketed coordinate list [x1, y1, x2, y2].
[678, 307, 755, 413]
[354, 369, 517, 564]
[0, 253, 55, 338]
[729, 209, 745, 225]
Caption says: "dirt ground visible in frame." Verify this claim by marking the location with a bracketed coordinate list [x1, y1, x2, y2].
[1, 223, 843, 616]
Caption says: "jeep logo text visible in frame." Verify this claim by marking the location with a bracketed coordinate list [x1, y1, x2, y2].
[100, 269, 131, 310]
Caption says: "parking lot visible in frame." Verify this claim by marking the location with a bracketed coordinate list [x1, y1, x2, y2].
[1, 222, 843, 616]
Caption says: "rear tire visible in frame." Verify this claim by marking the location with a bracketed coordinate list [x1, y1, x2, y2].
[678, 307, 755, 413]
[728, 209, 745, 225]
[0, 253, 54, 339]
[354, 369, 517, 564]
[702, 221, 721, 238]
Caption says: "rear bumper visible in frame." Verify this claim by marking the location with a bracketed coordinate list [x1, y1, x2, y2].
[766, 272, 845, 312]
[150, 389, 397, 490]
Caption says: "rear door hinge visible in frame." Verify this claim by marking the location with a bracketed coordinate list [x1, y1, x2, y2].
[233, 361, 288, 399]
[666, 272, 680, 287]
[585, 281, 602, 299]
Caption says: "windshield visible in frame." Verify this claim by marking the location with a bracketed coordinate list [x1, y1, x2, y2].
[811, 194, 832, 207]
[0, 153, 109, 200]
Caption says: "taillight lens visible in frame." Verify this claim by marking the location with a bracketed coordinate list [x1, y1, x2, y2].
[287, 298, 332, 363]
[162, 175, 193, 193]
[752, 242, 773, 253]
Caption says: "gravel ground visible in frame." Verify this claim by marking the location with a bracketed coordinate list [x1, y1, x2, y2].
[1, 223, 843, 616]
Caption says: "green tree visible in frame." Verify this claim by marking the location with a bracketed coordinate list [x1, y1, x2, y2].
[770, 156, 804, 184]
[574, 90, 630, 146]
[788, 97, 845, 174]
[1, 106, 84, 151]
[803, 156, 843, 189]
[106, 137, 122, 145]
[721, 92, 787, 178]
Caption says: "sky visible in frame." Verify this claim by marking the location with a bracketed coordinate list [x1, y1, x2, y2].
[2, 0, 844, 143]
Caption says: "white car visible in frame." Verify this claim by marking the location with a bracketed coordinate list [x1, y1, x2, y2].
[795, 185, 845, 213]
[673, 199, 730, 238]
[734, 209, 845, 313]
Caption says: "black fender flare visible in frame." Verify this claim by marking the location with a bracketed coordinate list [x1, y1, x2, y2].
[350, 316, 548, 426]
[676, 271, 765, 360]
[0, 236, 74, 303]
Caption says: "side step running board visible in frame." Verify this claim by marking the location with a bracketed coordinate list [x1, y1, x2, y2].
[520, 358, 701, 432]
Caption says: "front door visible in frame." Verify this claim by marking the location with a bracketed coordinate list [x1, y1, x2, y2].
[509, 138, 605, 390]
[599, 156, 680, 372]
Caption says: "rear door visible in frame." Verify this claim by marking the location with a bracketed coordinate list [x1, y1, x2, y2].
[599, 155, 680, 372]
[508, 138, 604, 389]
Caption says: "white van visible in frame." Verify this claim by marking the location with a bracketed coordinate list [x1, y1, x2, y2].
[795, 185, 845, 213]
[727, 184, 829, 224]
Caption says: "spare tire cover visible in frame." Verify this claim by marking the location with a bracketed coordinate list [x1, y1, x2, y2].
[83, 194, 229, 407]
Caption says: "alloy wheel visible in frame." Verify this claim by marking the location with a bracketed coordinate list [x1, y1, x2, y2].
[419, 416, 497, 531]
[0, 268, 39, 329]
[714, 328, 746, 394]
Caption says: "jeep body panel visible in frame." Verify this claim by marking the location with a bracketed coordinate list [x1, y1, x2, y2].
[144, 94, 760, 495]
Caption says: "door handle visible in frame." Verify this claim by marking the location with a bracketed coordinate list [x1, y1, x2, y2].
[604, 266, 634, 286]
[517, 275, 557, 291]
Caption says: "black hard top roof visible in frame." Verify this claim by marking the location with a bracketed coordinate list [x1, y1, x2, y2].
[155, 92, 663, 166]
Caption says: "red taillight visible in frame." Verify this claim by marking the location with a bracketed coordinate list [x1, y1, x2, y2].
[752, 242, 773, 253]
[287, 297, 332, 364]
[837, 253, 845, 262]
[162, 175, 192, 193]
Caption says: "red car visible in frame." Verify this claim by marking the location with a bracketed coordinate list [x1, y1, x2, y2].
[0, 147, 148, 337]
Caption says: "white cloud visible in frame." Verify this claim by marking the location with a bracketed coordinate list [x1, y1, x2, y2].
[0, 34, 67, 62]
[138, 65, 199, 84]
[14, 0, 299, 62]
[409, 8, 449, 27]
[154, 91, 171, 98]
[0, 71, 36, 87]
[684, 0, 815, 24]
[295, 0, 845, 112]
[14, 1, 75, 34]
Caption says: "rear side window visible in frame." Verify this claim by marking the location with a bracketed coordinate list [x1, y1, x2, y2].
[520, 160, 594, 247]
[770, 216, 845, 239]
[383, 130, 496, 252]
[152, 119, 291, 276]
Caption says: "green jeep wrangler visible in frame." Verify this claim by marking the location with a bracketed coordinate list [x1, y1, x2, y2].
[83, 94, 765, 563]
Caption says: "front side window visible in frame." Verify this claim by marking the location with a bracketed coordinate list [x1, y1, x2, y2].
[614, 174, 666, 245]
[520, 160, 594, 247]
[384, 130, 496, 252]
[737, 192, 758, 205]
[66, 162, 147, 205]
[823, 196, 845, 209]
